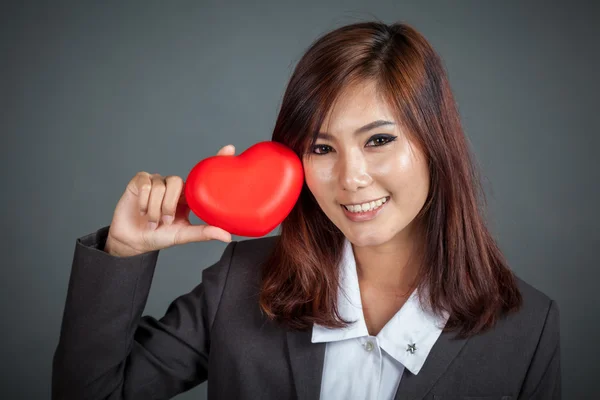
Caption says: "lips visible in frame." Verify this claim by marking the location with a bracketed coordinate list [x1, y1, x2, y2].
[340, 196, 389, 222]
[341, 196, 390, 212]
[341, 195, 389, 207]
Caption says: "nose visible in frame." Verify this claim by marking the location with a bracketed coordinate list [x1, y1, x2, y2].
[338, 151, 372, 192]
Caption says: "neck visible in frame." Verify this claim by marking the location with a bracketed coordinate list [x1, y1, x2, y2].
[352, 222, 424, 295]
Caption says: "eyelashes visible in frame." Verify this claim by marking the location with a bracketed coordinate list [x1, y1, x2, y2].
[310, 134, 398, 155]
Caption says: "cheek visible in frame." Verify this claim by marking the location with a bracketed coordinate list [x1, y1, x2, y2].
[369, 139, 415, 176]
[371, 150, 429, 197]
[303, 162, 335, 192]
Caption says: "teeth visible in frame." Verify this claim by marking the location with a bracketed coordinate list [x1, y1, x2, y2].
[344, 196, 388, 213]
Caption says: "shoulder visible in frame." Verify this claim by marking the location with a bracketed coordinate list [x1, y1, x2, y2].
[461, 277, 561, 396]
[512, 274, 560, 334]
[204, 234, 279, 275]
[468, 274, 560, 354]
[224, 234, 280, 275]
[199, 235, 281, 329]
[450, 275, 560, 390]
[233, 234, 280, 261]
[202, 234, 280, 296]
[517, 275, 560, 347]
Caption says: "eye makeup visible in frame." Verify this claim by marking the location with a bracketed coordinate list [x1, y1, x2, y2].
[310, 134, 398, 155]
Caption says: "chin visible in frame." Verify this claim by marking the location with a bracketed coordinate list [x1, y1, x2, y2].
[344, 229, 392, 248]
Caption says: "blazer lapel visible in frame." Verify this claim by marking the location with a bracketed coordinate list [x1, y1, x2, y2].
[394, 330, 470, 400]
[284, 324, 469, 400]
[286, 328, 326, 400]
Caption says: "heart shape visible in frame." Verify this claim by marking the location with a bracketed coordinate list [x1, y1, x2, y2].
[184, 141, 305, 237]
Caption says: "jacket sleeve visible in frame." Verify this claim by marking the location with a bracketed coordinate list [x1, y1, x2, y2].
[52, 225, 237, 400]
[518, 299, 562, 399]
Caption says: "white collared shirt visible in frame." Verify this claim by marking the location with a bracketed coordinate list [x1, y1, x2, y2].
[312, 238, 449, 400]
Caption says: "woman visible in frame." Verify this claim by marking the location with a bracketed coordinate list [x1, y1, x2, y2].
[52, 21, 561, 399]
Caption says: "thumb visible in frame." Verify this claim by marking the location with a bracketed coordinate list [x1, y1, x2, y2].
[217, 144, 235, 156]
[175, 224, 232, 245]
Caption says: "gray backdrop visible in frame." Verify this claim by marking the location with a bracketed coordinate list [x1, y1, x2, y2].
[1, 1, 598, 399]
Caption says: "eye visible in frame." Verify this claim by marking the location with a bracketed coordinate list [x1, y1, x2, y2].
[311, 144, 333, 155]
[366, 134, 398, 147]
[310, 134, 397, 155]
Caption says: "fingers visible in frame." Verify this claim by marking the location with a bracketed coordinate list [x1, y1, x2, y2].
[176, 225, 232, 244]
[146, 174, 166, 228]
[161, 175, 184, 225]
[129, 142, 235, 237]
[133, 172, 153, 215]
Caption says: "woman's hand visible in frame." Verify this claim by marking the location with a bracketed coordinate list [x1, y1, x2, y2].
[104, 145, 236, 257]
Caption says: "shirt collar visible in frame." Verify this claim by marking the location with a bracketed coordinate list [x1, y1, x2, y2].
[311, 237, 449, 375]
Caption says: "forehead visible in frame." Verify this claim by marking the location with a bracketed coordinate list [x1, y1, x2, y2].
[319, 80, 396, 134]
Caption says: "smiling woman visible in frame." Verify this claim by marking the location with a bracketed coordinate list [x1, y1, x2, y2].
[258, 21, 559, 398]
[262, 21, 520, 337]
[54, 20, 560, 400]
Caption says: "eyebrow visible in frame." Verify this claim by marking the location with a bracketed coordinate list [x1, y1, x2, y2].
[316, 120, 395, 140]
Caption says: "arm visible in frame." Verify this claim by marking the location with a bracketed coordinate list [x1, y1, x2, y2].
[518, 299, 561, 399]
[52, 225, 236, 400]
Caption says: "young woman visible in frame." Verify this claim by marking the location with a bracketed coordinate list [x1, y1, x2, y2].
[52, 21, 561, 400]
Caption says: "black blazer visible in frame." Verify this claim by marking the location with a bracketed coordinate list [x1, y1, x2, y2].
[52, 225, 561, 399]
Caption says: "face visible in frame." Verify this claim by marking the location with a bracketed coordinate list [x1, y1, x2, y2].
[302, 79, 430, 249]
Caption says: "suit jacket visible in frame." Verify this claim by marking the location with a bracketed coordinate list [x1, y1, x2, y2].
[52, 225, 561, 400]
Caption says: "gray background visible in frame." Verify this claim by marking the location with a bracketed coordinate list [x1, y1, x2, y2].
[1, 1, 598, 399]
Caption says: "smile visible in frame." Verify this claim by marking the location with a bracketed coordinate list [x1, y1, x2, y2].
[340, 196, 390, 222]
[341, 196, 389, 213]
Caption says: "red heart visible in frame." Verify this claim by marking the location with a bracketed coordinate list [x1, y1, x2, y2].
[184, 141, 304, 237]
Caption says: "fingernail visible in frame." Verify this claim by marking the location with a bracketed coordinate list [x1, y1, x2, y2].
[148, 221, 157, 230]
[162, 215, 174, 225]
[215, 233, 229, 242]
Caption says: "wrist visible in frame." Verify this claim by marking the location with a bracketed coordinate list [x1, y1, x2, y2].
[104, 235, 139, 257]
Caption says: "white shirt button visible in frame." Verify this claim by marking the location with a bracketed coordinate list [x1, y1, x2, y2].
[364, 340, 374, 352]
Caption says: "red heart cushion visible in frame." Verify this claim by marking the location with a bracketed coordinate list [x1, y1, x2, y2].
[184, 141, 304, 237]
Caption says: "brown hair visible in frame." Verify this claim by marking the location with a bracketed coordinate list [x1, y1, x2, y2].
[259, 21, 522, 339]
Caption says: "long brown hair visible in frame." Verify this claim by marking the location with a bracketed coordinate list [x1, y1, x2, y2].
[259, 21, 522, 339]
